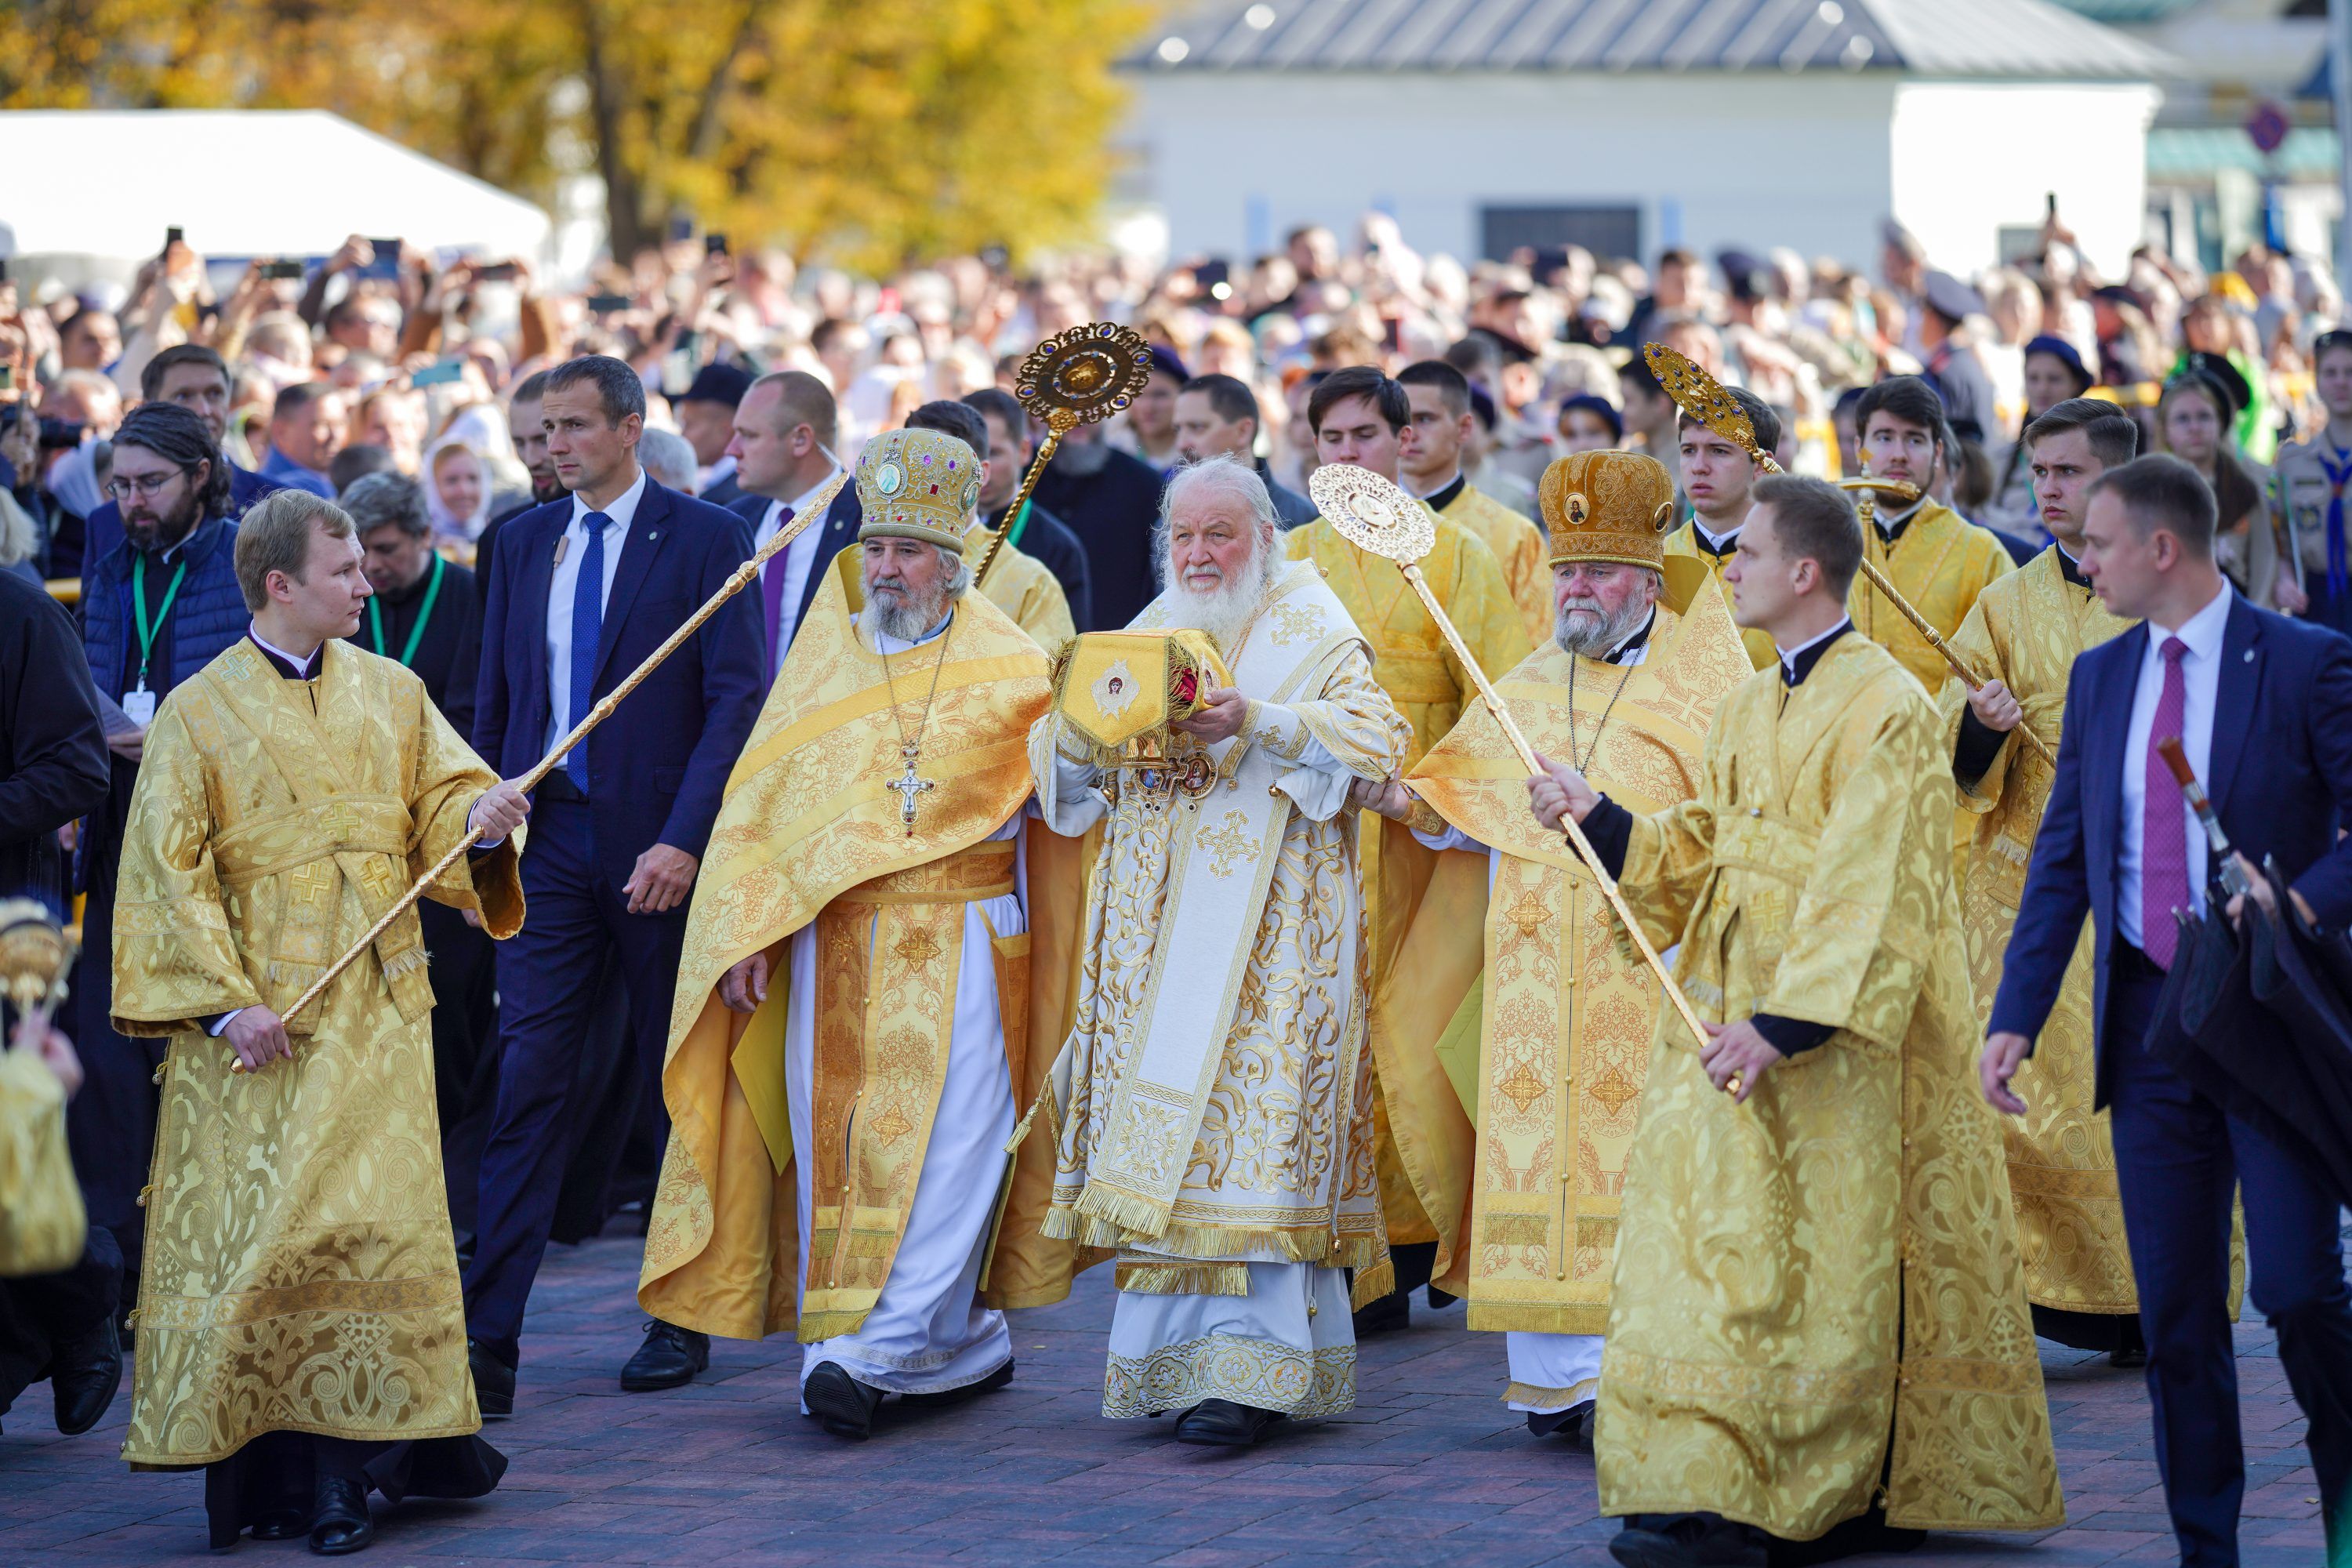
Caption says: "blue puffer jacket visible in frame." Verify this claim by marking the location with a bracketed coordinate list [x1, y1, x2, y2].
[82, 514, 246, 701]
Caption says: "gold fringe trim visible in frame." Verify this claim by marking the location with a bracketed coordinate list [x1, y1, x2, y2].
[1505, 1376, 1599, 1412]
[1348, 1258, 1396, 1309]
[1044, 1200, 1370, 1269]
[1466, 1301, 1613, 1337]
[1115, 1261, 1250, 1297]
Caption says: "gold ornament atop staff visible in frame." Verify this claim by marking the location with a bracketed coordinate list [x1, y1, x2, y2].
[0, 898, 74, 1027]
[1640, 342, 2056, 768]
[232, 468, 856, 1073]
[1306, 462, 1715, 1054]
[969, 322, 1154, 586]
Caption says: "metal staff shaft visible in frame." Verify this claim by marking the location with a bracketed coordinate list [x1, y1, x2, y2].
[970, 410, 1077, 588]
[1396, 561, 1713, 1051]
[235, 471, 852, 1071]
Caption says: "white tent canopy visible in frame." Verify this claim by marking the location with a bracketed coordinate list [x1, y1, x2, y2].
[0, 109, 550, 267]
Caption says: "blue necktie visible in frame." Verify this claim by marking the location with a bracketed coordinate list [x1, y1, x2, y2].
[566, 511, 612, 790]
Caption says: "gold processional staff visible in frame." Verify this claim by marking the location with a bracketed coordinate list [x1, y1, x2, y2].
[1642, 342, 2058, 769]
[239, 322, 1151, 1073]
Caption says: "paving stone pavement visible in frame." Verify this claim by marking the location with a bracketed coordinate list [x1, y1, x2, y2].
[1, 1221, 2327, 1566]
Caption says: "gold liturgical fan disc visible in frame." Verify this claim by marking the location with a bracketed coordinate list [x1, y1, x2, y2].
[1014, 322, 1155, 428]
[1308, 463, 1436, 564]
[1642, 342, 1760, 455]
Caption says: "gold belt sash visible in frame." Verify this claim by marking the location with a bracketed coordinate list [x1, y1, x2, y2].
[800, 837, 1021, 1341]
[1372, 646, 1456, 705]
[209, 796, 414, 886]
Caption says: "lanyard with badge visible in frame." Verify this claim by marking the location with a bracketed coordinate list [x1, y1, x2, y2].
[365, 551, 447, 667]
[122, 553, 189, 728]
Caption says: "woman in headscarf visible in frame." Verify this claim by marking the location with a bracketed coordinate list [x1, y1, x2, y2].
[425, 441, 492, 547]
[1982, 335, 2096, 544]
[2158, 369, 2285, 605]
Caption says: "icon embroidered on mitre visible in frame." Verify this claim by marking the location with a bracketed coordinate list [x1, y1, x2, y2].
[1092, 659, 1138, 718]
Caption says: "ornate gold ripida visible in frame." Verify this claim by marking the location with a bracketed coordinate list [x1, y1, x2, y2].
[1014, 322, 1155, 433]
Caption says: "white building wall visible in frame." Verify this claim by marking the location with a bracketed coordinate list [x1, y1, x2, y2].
[1886, 82, 2160, 278]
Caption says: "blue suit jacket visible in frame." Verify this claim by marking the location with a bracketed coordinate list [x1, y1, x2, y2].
[1988, 593, 2352, 1104]
[728, 486, 863, 661]
[474, 477, 764, 886]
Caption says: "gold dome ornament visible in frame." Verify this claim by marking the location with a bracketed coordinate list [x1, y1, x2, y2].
[971, 322, 1155, 586]
[0, 899, 74, 1029]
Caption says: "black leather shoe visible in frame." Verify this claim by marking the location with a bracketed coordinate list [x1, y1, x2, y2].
[307, 1475, 374, 1555]
[1526, 1399, 1595, 1449]
[1607, 1513, 1766, 1567]
[619, 1319, 709, 1392]
[1174, 1399, 1285, 1446]
[468, 1339, 514, 1418]
[802, 1361, 883, 1439]
[1350, 1289, 1410, 1338]
[897, 1359, 1013, 1410]
[49, 1314, 124, 1436]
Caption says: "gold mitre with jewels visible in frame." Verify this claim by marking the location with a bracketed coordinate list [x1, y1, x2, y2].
[855, 426, 984, 555]
[1538, 448, 1676, 569]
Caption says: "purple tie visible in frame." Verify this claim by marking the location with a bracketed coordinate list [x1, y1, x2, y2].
[2140, 636, 2191, 969]
[759, 506, 796, 670]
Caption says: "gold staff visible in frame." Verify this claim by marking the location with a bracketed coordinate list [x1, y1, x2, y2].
[969, 322, 1154, 586]
[1306, 463, 1715, 1055]
[231, 469, 855, 1073]
[1642, 343, 2057, 769]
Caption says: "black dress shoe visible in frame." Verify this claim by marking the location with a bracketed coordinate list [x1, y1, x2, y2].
[1526, 1399, 1596, 1449]
[307, 1475, 374, 1555]
[50, 1314, 124, 1436]
[620, 1319, 709, 1392]
[1608, 1513, 1767, 1567]
[249, 1510, 308, 1541]
[897, 1359, 1013, 1409]
[468, 1339, 514, 1418]
[1174, 1399, 1286, 1446]
[802, 1361, 883, 1439]
[1350, 1289, 1410, 1338]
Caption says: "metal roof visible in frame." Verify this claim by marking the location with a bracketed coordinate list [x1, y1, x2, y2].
[1134, 0, 2174, 78]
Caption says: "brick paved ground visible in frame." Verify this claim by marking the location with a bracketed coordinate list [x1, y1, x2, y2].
[2, 1222, 2327, 1566]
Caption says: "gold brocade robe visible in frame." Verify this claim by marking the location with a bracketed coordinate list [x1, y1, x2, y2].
[982, 540, 1075, 652]
[640, 556, 1085, 1341]
[1402, 585, 1751, 1362]
[1441, 483, 1552, 644]
[0, 1051, 83, 1278]
[1599, 633, 2061, 1541]
[1663, 521, 1777, 671]
[111, 640, 523, 1467]
[1938, 549, 2136, 1315]
[1847, 501, 2014, 695]
[1287, 516, 1530, 1262]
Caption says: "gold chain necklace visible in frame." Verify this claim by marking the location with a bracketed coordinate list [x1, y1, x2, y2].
[880, 613, 954, 833]
[1565, 643, 1639, 772]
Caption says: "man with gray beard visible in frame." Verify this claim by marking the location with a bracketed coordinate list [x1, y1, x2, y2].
[1029, 454, 1410, 1446]
[1359, 450, 1753, 1450]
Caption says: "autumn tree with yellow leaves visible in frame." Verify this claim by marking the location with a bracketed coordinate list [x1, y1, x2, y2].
[0, 0, 1148, 267]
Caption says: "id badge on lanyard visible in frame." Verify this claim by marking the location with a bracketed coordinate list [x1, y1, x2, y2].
[121, 686, 157, 728]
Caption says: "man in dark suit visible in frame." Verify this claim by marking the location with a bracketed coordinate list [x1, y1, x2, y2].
[674, 363, 753, 510]
[1985, 454, 2352, 1567]
[466, 355, 764, 1412]
[1024, 419, 1165, 629]
[720, 370, 857, 674]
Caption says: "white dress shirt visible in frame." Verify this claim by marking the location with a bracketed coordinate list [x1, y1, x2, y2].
[760, 463, 845, 670]
[2117, 579, 2232, 949]
[544, 466, 648, 757]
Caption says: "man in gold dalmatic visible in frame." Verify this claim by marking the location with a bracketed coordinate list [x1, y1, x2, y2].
[1283, 365, 1529, 1332]
[1939, 397, 2149, 1361]
[1363, 450, 1751, 1449]
[112, 492, 528, 1555]
[1033, 454, 1408, 1447]
[1398, 359, 1554, 642]
[1846, 376, 2014, 694]
[1530, 474, 2060, 1566]
[640, 427, 1083, 1442]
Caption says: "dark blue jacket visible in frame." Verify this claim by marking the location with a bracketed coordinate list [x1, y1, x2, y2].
[728, 486, 862, 660]
[474, 477, 764, 886]
[75, 463, 276, 582]
[81, 514, 247, 702]
[1989, 594, 2352, 1105]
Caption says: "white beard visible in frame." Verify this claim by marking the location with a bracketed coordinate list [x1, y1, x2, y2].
[1555, 592, 1652, 659]
[863, 581, 952, 644]
[1163, 547, 1279, 655]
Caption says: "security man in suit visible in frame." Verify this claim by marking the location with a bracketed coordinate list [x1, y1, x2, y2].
[723, 370, 858, 673]
[1984, 454, 2352, 1567]
[466, 355, 765, 1413]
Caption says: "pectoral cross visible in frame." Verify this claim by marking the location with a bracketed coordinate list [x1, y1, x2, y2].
[887, 745, 934, 833]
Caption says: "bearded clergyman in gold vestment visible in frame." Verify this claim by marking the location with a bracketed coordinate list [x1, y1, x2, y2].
[1367, 451, 1751, 1450]
[640, 427, 1083, 1442]
[1283, 366, 1530, 1331]
[1033, 455, 1408, 1447]
[1939, 397, 2147, 1361]
[111, 493, 525, 1555]
[1531, 474, 2060, 1564]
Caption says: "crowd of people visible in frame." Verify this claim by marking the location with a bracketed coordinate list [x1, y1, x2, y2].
[2, 207, 2350, 1568]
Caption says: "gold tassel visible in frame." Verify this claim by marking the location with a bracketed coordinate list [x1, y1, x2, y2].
[1114, 1261, 1250, 1297]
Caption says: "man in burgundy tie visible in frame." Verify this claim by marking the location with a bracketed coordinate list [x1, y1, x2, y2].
[721, 370, 855, 675]
[1984, 454, 2352, 1566]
